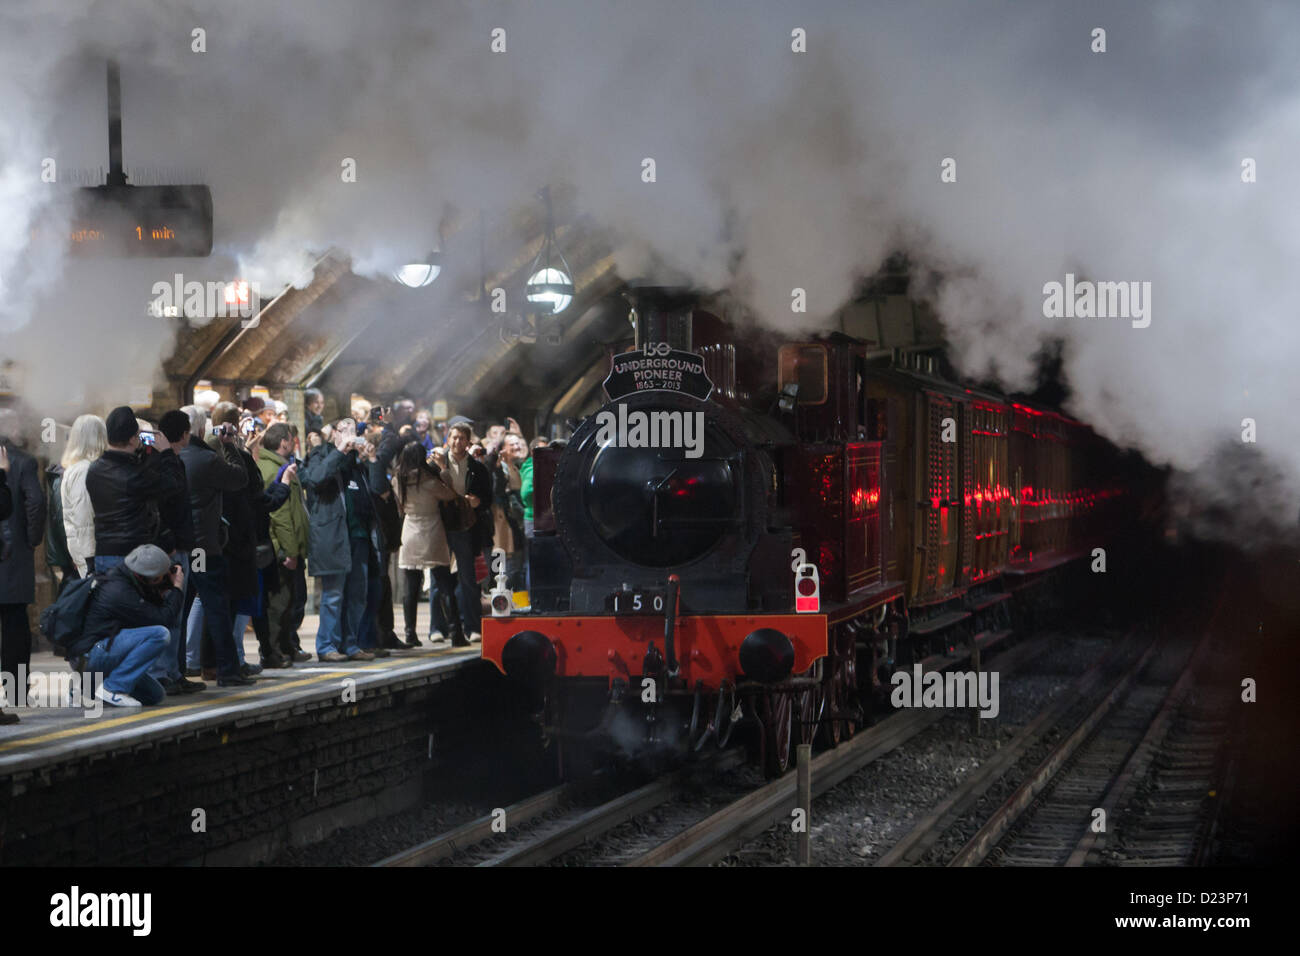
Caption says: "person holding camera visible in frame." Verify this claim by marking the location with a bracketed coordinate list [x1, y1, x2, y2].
[441, 422, 492, 643]
[256, 422, 310, 666]
[177, 406, 255, 687]
[85, 406, 184, 574]
[210, 403, 288, 676]
[391, 441, 462, 647]
[71, 544, 187, 707]
[301, 418, 378, 662]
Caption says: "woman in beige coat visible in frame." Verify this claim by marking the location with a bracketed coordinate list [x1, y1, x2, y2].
[391, 441, 466, 646]
[60, 414, 107, 577]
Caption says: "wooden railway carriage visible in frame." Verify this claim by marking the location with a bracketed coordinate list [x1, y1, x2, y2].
[482, 292, 1125, 776]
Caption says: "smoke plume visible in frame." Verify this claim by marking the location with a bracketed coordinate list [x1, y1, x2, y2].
[1, 0, 1297, 535]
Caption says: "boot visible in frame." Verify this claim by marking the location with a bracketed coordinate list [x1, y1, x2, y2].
[404, 630, 422, 647]
[440, 594, 469, 648]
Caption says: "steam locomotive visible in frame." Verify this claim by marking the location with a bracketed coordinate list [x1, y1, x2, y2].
[481, 287, 1127, 775]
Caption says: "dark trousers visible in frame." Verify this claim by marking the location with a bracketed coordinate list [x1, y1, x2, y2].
[402, 566, 457, 636]
[190, 554, 242, 679]
[0, 604, 32, 680]
[266, 562, 307, 657]
[355, 544, 384, 650]
[377, 551, 396, 641]
[446, 530, 482, 635]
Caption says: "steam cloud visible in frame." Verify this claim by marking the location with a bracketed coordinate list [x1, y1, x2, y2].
[1, 0, 1297, 536]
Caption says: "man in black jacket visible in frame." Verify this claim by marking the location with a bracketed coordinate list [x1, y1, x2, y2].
[72, 545, 185, 708]
[441, 422, 492, 642]
[367, 400, 414, 650]
[85, 406, 185, 573]
[0, 412, 47, 713]
[148, 411, 206, 695]
[176, 412, 254, 687]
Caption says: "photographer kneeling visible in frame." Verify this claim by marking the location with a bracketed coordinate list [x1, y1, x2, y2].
[72, 544, 185, 708]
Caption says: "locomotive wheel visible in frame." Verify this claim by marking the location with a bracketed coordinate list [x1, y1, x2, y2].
[762, 690, 794, 777]
[822, 627, 857, 746]
[795, 680, 823, 749]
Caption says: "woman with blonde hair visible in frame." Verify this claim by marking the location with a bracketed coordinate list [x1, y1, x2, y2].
[60, 413, 108, 577]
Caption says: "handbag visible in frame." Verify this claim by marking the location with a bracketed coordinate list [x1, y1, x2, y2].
[439, 496, 477, 534]
[506, 489, 525, 525]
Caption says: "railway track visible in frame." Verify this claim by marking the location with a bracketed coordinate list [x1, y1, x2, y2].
[379, 627, 1047, 867]
[874, 630, 1225, 867]
[374, 750, 746, 867]
[620, 628, 1050, 867]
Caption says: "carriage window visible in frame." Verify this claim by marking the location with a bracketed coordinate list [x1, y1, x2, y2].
[778, 344, 828, 405]
[865, 398, 888, 441]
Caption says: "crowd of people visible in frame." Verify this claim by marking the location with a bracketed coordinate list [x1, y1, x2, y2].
[0, 394, 543, 720]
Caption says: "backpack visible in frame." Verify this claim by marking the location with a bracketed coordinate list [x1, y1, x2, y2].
[39, 573, 103, 658]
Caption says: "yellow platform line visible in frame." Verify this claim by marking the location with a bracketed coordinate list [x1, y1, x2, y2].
[0, 651, 470, 754]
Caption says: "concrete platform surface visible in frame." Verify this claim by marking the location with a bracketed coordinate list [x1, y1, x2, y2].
[0, 603, 483, 777]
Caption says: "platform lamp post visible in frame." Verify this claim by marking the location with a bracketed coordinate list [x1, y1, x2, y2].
[522, 185, 575, 344]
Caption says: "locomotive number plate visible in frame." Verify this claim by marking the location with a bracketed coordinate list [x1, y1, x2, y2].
[609, 589, 668, 615]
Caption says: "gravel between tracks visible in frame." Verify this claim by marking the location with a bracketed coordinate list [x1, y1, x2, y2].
[717, 631, 1118, 866]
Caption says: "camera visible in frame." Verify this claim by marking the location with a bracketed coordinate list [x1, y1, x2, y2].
[216, 423, 237, 439]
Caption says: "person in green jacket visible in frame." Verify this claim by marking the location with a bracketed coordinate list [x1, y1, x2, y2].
[520, 448, 535, 535]
[256, 422, 311, 665]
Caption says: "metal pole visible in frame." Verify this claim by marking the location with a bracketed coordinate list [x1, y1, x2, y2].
[106, 60, 127, 186]
[796, 743, 812, 865]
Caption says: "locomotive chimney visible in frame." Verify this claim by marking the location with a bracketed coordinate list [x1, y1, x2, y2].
[625, 285, 696, 353]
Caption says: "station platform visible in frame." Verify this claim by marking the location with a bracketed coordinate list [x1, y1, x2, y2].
[0, 603, 482, 776]
[0, 603, 508, 866]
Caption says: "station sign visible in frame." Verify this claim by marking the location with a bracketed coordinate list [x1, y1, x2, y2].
[603, 341, 713, 402]
[41, 185, 215, 258]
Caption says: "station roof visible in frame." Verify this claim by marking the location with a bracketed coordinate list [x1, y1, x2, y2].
[163, 188, 632, 421]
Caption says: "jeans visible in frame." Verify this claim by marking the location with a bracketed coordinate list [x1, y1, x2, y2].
[147, 551, 187, 684]
[445, 530, 481, 635]
[315, 539, 367, 656]
[188, 554, 242, 679]
[185, 595, 204, 671]
[232, 614, 250, 664]
[428, 574, 449, 634]
[92, 554, 126, 573]
[88, 625, 169, 702]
